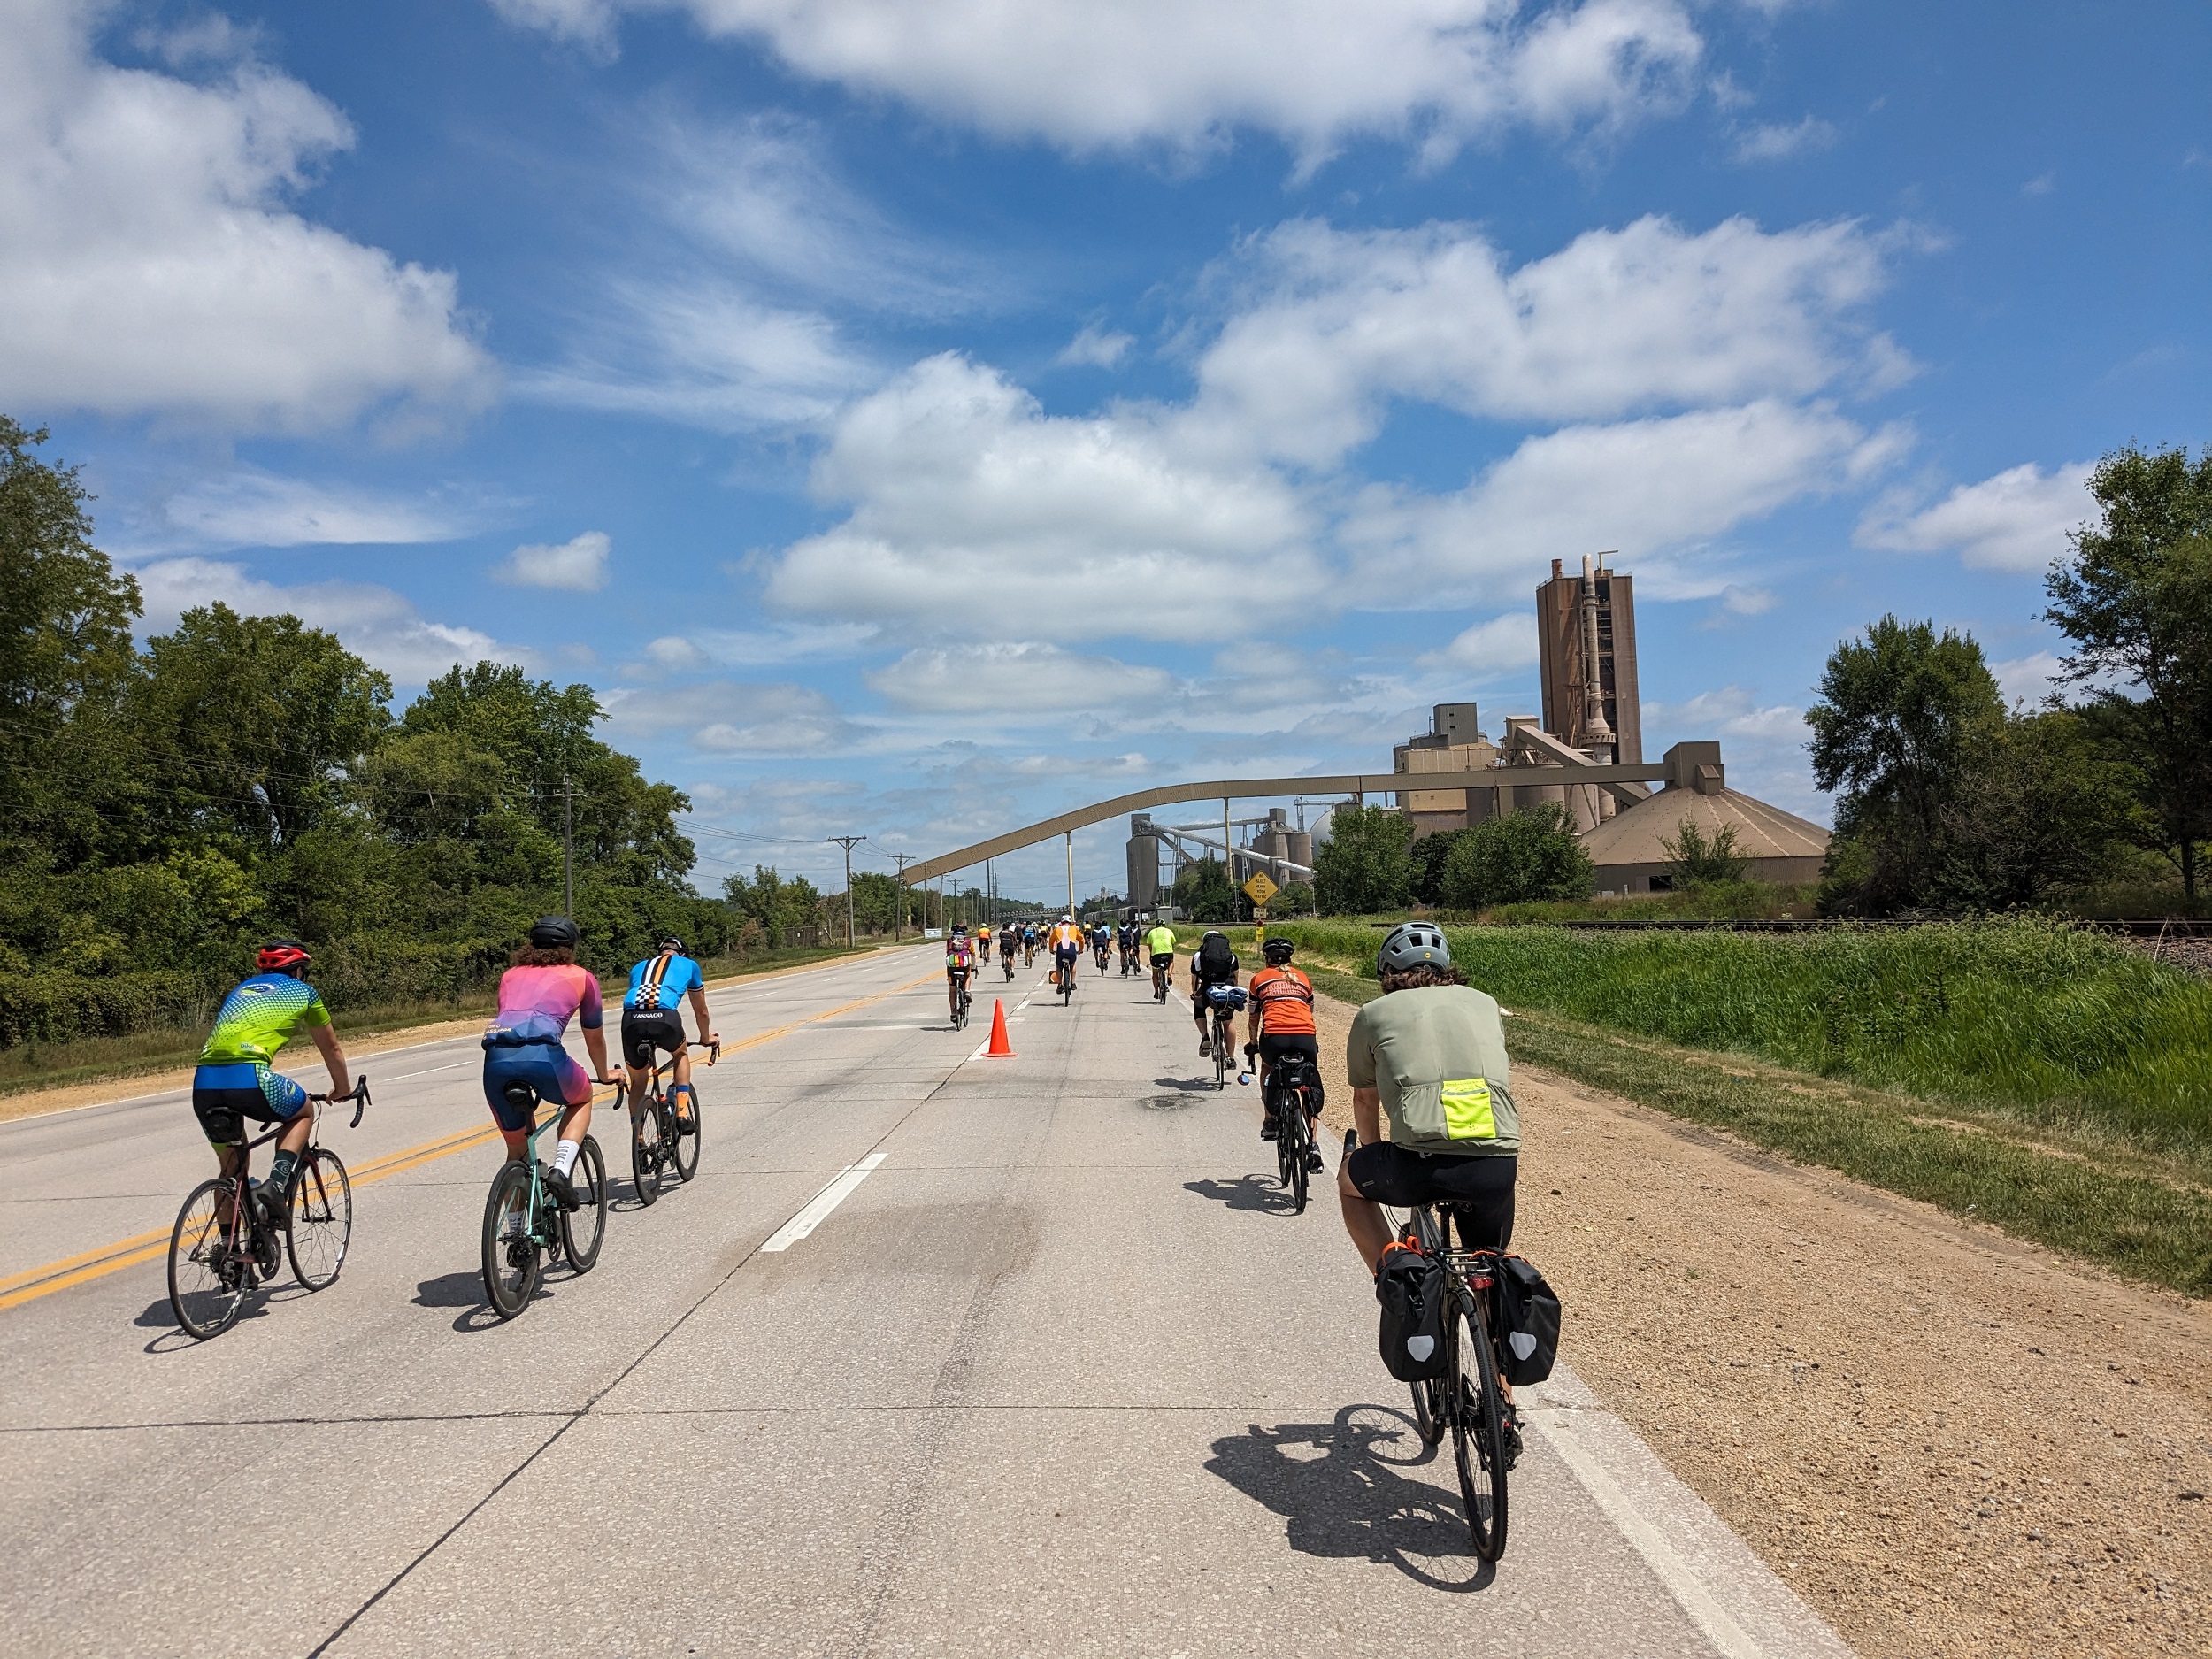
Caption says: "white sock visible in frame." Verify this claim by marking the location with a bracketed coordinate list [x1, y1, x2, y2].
[553, 1140, 580, 1178]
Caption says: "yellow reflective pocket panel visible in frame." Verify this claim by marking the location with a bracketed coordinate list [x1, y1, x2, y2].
[1440, 1077, 1498, 1141]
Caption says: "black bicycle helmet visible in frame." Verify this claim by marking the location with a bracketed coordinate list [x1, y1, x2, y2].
[1377, 921, 1450, 975]
[529, 915, 580, 949]
[1262, 937, 1295, 964]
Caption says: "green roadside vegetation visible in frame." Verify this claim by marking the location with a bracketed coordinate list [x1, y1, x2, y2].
[1201, 918, 2212, 1296]
[0, 942, 885, 1101]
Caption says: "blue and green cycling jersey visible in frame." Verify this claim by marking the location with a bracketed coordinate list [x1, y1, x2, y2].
[196, 972, 330, 1067]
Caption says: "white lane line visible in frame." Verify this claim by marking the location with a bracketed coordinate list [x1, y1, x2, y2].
[758, 1153, 887, 1253]
[378, 1060, 474, 1083]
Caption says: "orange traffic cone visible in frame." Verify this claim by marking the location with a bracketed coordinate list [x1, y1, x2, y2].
[984, 998, 1018, 1058]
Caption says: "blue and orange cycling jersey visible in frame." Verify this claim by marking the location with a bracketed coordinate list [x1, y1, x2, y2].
[626, 951, 703, 1013]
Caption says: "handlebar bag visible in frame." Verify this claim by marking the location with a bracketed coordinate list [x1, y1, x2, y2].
[1492, 1254, 1563, 1386]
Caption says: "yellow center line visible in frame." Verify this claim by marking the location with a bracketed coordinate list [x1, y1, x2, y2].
[0, 968, 943, 1316]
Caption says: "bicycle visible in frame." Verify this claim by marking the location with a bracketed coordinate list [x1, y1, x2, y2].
[1151, 955, 1172, 1003]
[630, 1039, 716, 1207]
[1094, 944, 1110, 976]
[949, 970, 974, 1031]
[166, 1079, 371, 1341]
[1202, 986, 1243, 1089]
[480, 1084, 609, 1321]
[1002, 949, 1016, 983]
[1251, 1045, 1317, 1214]
[1056, 955, 1076, 1006]
[1350, 1129, 1514, 1560]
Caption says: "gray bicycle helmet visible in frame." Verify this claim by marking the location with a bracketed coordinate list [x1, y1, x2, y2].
[1377, 921, 1449, 976]
[1262, 937, 1295, 964]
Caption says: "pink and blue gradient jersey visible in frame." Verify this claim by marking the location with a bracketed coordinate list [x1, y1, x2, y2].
[485, 964, 603, 1047]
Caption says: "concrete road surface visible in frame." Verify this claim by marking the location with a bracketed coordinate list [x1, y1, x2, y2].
[0, 947, 1853, 1657]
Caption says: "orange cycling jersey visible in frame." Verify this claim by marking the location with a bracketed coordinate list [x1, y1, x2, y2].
[1248, 965, 1317, 1036]
[1048, 924, 1084, 951]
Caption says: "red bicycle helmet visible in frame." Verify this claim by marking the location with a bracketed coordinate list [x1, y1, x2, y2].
[257, 939, 311, 972]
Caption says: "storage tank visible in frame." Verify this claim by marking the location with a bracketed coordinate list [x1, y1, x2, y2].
[1125, 814, 1163, 910]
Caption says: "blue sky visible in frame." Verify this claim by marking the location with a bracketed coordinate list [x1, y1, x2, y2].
[4, 0, 2206, 902]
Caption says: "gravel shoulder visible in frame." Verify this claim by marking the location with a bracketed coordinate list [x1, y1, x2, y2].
[1303, 985, 2210, 1659]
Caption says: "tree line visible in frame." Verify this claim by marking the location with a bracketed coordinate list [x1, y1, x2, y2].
[1, 417, 733, 1042]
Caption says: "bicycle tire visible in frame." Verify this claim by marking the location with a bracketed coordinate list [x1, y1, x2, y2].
[670, 1091, 701, 1184]
[631, 1101, 664, 1206]
[1286, 1104, 1310, 1214]
[169, 1178, 248, 1340]
[1450, 1287, 1510, 1559]
[561, 1136, 608, 1271]
[1213, 1014, 1231, 1089]
[481, 1160, 540, 1320]
[286, 1148, 352, 1291]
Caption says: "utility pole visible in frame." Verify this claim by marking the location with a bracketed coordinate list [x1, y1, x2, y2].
[1064, 830, 1075, 918]
[827, 835, 864, 948]
[555, 776, 588, 918]
[891, 854, 915, 943]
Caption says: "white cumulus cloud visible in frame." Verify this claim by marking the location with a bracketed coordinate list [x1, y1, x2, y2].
[493, 0, 1705, 161]
[0, 3, 492, 433]
[868, 642, 1176, 715]
[601, 680, 863, 755]
[130, 557, 516, 683]
[762, 354, 1326, 641]
[499, 531, 611, 591]
[154, 470, 471, 549]
[1857, 462, 2093, 572]
[1421, 614, 1540, 677]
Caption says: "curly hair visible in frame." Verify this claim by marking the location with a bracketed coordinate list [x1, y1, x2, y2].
[510, 944, 577, 967]
[1379, 962, 1463, 994]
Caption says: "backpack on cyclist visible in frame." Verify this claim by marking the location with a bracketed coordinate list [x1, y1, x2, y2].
[1196, 933, 1237, 978]
[1374, 1245, 1450, 1382]
[1491, 1254, 1563, 1386]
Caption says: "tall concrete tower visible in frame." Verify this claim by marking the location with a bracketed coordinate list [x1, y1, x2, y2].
[1537, 554, 1641, 766]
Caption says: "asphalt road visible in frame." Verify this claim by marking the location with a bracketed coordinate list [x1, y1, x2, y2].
[0, 946, 1854, 1657]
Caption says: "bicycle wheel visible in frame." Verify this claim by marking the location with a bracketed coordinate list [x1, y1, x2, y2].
[561, 1135, 607, 1271]
[169, 1178, 249, 1340]
[670, 1090, 701, 1183]
[286, 1148, 352, 1291]
[481, 1160, 541, 1320]
[631, 1102, 664, 1207]
[1213, 1017, 1230, 1089]
[1286, 1106, 1310, 1214]
[1449, 1290, 1510, 1559]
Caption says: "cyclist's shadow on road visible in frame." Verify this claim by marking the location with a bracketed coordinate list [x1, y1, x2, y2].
[412, 1270, 540, 1333]
[1182, 1174, 1294, 1215]
[1205, 1406, 1494, 1591]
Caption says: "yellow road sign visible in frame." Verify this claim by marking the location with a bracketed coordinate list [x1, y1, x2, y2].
[1241, 871, 1279, 906]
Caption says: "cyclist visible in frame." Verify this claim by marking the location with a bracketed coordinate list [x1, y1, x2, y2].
[481, 918, 621, 1210]
[1115, 922, 1134, 975]
[1187, 928, 1240, 1056]
[977, 927, 993, 965]
[998, 921, 1018, 965]
[192, 940, 353, 1222]
[620, 933, 719, 1133]
[945, 923, 977, 1020]
[1339, 922, 1518, 1271]
[1047, 913, 1085, 995]
[1022, 924, 1039, 968]
[1144, 917, 1178, 996]
[1092, 921, 1111, 974]
[1247, 938, 1323, 1168]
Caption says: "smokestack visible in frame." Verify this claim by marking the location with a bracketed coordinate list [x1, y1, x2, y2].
[1578, 555, 1615, 766]
[1551, 557, 1563, 580]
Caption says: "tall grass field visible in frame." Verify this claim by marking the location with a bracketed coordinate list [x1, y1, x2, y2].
[1268, 918, 2212, 1175]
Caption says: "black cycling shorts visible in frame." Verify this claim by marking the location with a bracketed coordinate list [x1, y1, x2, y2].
[1150, 952, 1174, 969]
[1257, 1033, 1322, 1102]
[1345, 1143, 1517, 1251]
[621, 1008, 687, 1069]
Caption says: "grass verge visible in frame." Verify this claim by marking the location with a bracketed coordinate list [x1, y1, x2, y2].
[0, 943, 882, 1101]
[1294, 956, 2212, 1298]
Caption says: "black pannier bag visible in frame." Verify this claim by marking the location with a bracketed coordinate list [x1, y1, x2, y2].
[1492, 1255, 1563, 1386]
[1375, 1247, 1450, 1382]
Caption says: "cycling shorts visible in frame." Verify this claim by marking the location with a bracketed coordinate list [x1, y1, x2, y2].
[1055, 943, 1081, 961]
[621, 1008, 687, 1070]
[1150, 952, 1175, 969]
[191, 1063, 308, 1146]
[481, 1044, 591, 1130]
[1345, 1144, 1517, 1250]
[1257, 1035, 1323, 1115]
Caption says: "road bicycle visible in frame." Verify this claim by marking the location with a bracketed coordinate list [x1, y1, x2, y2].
[1094, 943, 1110, 975]
[949, 970, 974, 1031]
[480, 1085, 608, 1321]
[166, 1079, 371, 1340]
[630, 1038, 716, 1207]
[1202, 986, 1243, 1088]
[1251, 1045, 1318, 1214]
[1151, 955, 1172, 1003]
[1119, 946, 1136, 978]
[1002, 949, 1016, 983]
[1351, 1128, 1515, 1560]
[1056, 956, 1076, 1006]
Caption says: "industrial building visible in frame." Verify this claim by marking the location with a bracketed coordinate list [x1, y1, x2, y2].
[1125, 554, 1827, 905]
